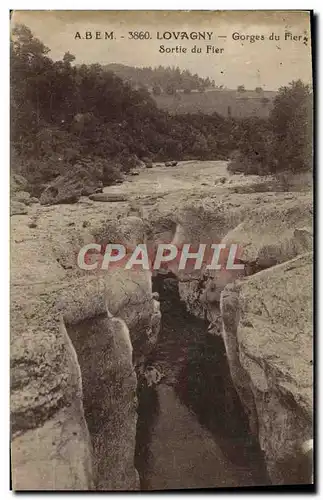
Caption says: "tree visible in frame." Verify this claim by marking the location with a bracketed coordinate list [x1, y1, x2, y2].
[255, 87, 263, 93]
[270, 80, 312, 173]
[237, 85, 246, 93]
[152, 85, 162, 96]
[166, 84, 176, 95]
[63, 51, 75, 65]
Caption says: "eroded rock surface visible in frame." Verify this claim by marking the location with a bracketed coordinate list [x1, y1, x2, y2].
[173, 193, 312, 325]
[11, 302, 94, 490]
[220, 253, 313, 484]
[11, 205, 160, 490]
[10, 161, 313, 489]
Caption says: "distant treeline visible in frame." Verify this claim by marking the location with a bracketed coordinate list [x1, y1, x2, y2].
[11, 24, 312, 195]
[102, 63, 216, 94]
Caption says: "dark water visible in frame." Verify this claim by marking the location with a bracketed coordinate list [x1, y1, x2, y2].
[135, 273, 270, 490]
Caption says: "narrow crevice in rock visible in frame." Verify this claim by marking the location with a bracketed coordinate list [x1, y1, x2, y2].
[134, 272, 270, 490]
[134, 383, 159, 490]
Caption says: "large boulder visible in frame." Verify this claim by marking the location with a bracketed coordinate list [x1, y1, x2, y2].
[13, 191, 31, 205]
[40, 164, 103, 206]
[222, 199, 313, 266]
[220, 253, 313, 484]
[41, 185, 80, 205]
[142, 157, 153, 169]
[11, 201, 28, 216]
[65, 312, 139, 490]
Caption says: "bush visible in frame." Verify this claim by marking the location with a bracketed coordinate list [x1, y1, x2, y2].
[152, 85, 162, 96]
[115, 152, 141, 173]
[227, 151, 247, 174]
[101, 162, 124, 186]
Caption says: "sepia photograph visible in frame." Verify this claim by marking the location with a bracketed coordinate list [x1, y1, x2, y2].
[10, 10, 314, 491]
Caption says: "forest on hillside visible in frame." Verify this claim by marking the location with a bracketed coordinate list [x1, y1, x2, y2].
[11, 24, 312, 201]
[103, 64, 216, 94]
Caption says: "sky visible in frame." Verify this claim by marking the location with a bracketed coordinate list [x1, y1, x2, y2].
[11, 10, 312, 91]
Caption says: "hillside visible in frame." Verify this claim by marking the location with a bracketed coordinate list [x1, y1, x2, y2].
[11, 25, 240, 196]
[11, 24, 310, 201]
[153, 89, 277, 118]
[102, 64, 276, 118]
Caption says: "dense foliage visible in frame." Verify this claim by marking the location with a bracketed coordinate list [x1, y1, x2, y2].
[11, 24, 239, 193]
[228, 80, 313, 176]
[11, 24, 312, 197]
[103, 63, 215, 93]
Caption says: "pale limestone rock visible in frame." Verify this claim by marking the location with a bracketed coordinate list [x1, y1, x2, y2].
[222, 201, 312, 265]
[176, 194, 312, 322]
[220, 253, 313, 484]
[10, 161, 312, 489]
[66, 315, 139, 490]
[14, 191, 31, 205]
[11, 201, 28, 216]
[11, 313, 93, 490]
[11, 209, 160, 490]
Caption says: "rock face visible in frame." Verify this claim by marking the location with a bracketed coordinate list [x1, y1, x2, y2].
[67, 315, 138, 490]
[172, 194, 312, 323]
[11, 312, 94, 490]
[11, 207, 160, 490]
[222, 203, 312, 266]
[10, 161, 313, 489]
[220, 253, 313, 484]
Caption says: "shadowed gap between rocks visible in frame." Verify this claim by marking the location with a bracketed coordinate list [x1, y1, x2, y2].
[62, 271, 271, 491]
[135, 272, 271, 490]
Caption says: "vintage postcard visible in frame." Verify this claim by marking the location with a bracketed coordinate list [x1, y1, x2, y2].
[10, 10, 313, 491]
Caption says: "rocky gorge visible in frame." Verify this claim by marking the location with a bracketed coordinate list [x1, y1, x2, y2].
[10, 160, 313, 490]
